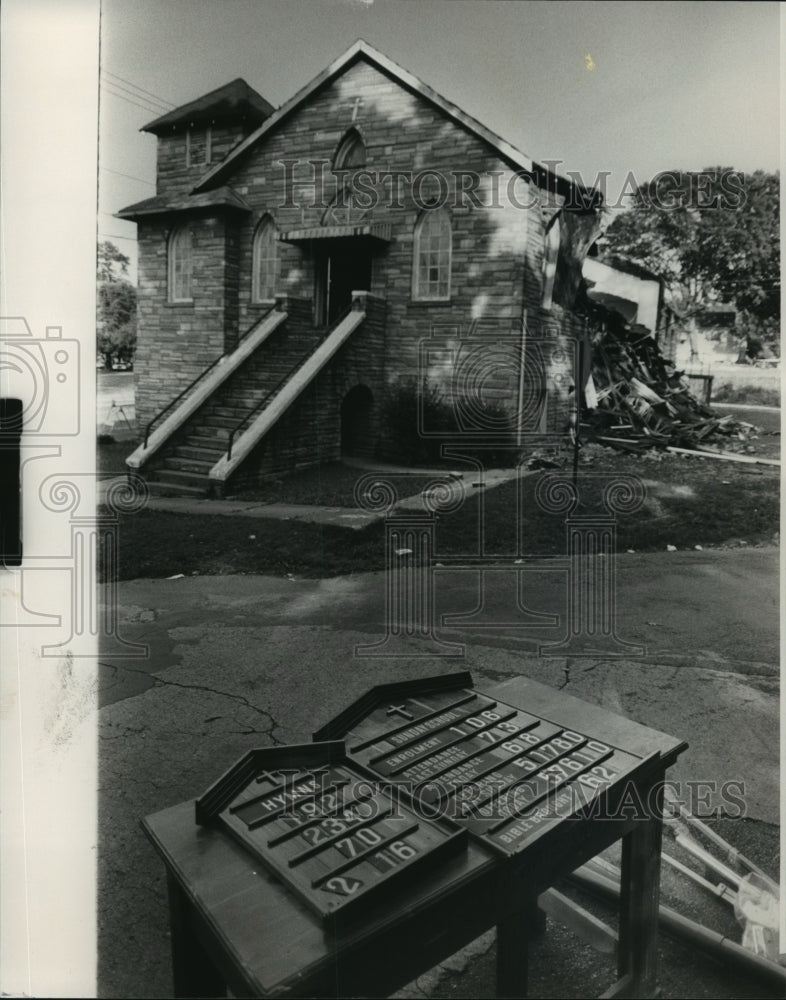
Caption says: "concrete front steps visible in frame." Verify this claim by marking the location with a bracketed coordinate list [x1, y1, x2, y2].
[143, 330, 329, 496]
[137, 295, 373, 497]
[143, 365, 303, 497]
[146, 429, 231, 496]
[145, 472, 213, 498]
[144, 419, 230, 495]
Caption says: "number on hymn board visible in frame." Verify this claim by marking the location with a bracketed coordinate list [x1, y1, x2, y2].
[369, 840, 418, 873]
[322, 875, 363, 897]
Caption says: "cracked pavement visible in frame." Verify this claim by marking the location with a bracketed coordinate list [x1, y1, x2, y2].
[98, 545, 779, 998]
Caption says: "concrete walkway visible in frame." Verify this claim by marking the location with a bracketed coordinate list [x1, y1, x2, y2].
[99, 463, 527, 528]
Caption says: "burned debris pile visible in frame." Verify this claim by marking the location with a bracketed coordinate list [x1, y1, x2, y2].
[582, 320, 759, 455]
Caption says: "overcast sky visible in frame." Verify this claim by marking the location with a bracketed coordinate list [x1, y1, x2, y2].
[98, 0, 781, 277]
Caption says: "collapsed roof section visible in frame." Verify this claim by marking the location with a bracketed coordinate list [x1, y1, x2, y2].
[583, 257, 663, 335]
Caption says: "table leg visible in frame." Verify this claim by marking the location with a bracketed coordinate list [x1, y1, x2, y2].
[496, 896, 541, 998]
[167, 874, 227, 998]
[616, 784, 664, 999]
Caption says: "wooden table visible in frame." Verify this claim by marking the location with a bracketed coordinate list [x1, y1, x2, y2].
[143, 674, 687, 998]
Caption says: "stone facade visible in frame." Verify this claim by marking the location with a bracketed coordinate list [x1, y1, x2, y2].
[125, 45, 601, 486]
[155, 123, 256, 197]
[135, 212, 242, 434]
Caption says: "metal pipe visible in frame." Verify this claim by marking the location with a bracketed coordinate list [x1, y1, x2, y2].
[664, 793, 779, 892]
[569, 866, 786, 991]
[673, 831, 742, 890]
[661, 850, 736, 905]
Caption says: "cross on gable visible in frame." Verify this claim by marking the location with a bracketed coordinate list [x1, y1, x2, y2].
[386, 703, 414, 721]
[351, 96, 363, 121]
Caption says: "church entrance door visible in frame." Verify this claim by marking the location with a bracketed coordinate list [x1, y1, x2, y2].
[315, 241, 372, 326]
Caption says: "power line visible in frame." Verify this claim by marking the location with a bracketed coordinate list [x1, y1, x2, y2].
[101, 69, 175, 109]
[98, 233, 138, 242]
[102, 70, 175, 108]
[102, 91, 164, 117]
[101, 75, 172, 113]
[102, 85, 168, 116]
[100, 166, 155, 186]
[101, 85, 159, 114]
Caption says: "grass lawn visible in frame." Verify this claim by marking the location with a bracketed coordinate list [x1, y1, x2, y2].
[103, 442, 779, 581]
[434, 444, 779, 559]
[712, 382, 780, 406]
[227, 462, 454, 506]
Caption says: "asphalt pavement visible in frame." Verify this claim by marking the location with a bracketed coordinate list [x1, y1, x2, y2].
[98, 544, 781, 999]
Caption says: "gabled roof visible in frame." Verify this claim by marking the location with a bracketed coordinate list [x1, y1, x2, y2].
[193, 40, 597, 205]
[116, 185, 251, 221]
[142, 78, 275, 134]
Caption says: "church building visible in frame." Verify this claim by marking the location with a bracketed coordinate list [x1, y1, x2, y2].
[120, 40, 602, 496]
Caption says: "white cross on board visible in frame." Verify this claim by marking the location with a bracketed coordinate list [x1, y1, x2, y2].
[351, 96, 363, 121]
[386, 703, 414, 721]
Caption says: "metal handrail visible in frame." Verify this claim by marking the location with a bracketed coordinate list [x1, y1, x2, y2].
[143, 307, 276, 446]
[226, 305, 354, 460]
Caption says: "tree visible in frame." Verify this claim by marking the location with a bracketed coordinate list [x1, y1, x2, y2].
[98, 280, 137, 361]
[98, 240, 130, 281]
[97, 241, 137, 366]
[602, 169, 780, 356]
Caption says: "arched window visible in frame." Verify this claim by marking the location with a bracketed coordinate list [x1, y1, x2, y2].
[333, 128, 366, 170]
[168, 223, 193, 303]
[252, 215, 278, 303]
[412, 209, 452, 301]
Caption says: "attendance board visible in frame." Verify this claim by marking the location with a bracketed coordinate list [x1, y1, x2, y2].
[314, 674, 655, 858]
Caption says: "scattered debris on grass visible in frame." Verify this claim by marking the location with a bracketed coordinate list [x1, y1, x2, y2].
[666, 446, 779, 467]
[526, 450, 563, 470]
